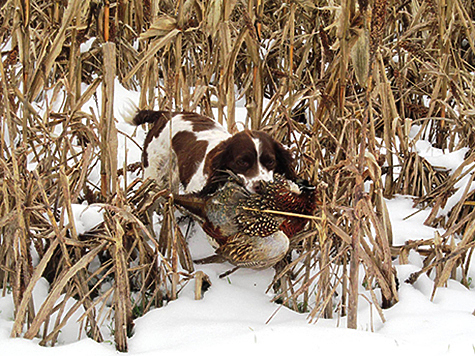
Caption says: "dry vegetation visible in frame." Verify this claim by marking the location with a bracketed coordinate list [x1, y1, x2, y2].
[1, 0, 475, 352]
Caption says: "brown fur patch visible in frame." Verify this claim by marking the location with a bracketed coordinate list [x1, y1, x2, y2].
[202, 131, 262, 194]
[172, 131, 208, 187]
[180, 113, 218, 132]
[203, 132, 258, 178]
[133, 110, 172, 126]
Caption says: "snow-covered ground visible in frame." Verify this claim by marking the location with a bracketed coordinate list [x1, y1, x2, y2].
[2, 82, 475, 355]
[3, 211, 475, 356]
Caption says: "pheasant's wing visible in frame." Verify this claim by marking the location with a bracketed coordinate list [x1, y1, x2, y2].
[205, 181, 251, 236]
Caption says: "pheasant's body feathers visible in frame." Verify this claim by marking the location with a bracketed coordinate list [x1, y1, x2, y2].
[215, 231, 289, 269]
[174, 173, 317, 270]
[256, 175, 318, 239]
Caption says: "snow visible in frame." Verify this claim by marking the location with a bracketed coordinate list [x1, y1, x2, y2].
[385, 196, 444, 245]
[3, 251, 475, 355]
[65, 203, 105, 235]
[415, 140, 469, 172]
[3, 83, 475, 356]
[80, 37, 96, 54]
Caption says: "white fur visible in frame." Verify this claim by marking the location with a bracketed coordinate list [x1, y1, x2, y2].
[120, 100, 139, 125]
[144, 116, 192, 188]
[241, 138, 274, 192]
[145, 115, 231, 193]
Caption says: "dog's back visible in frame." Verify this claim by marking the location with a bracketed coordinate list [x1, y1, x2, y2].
[128, 110, 230, 193]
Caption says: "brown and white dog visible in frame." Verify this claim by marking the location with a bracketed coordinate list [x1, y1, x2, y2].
[128, 110, 297, 195]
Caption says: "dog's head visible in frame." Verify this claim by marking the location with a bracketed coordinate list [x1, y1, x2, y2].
[203, 130, 296, 194]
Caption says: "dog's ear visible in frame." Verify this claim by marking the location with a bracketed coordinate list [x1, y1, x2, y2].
[202, 139, 231, 195]
[274, 142, 297, 180]
[204, 139, 230, 176]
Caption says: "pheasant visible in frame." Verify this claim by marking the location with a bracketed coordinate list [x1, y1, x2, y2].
[173, 173, 317, 275]
[251, 174, 318, 242]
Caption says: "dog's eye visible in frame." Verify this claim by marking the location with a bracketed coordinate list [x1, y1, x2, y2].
[237, 159, 249, 168]
[262, 157, 276, 169]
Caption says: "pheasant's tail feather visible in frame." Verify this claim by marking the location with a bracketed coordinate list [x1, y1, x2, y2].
[194, 254, 227, 265]
[219, 266, 241, 278]
[174, 194, 207, 220]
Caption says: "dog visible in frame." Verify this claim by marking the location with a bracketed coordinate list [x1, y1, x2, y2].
[127, 110, 297, 195]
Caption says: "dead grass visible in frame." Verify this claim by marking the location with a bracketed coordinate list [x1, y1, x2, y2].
[1, 0, 475, 351]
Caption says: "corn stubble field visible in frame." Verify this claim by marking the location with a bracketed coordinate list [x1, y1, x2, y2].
[1, 0, 475, 352]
